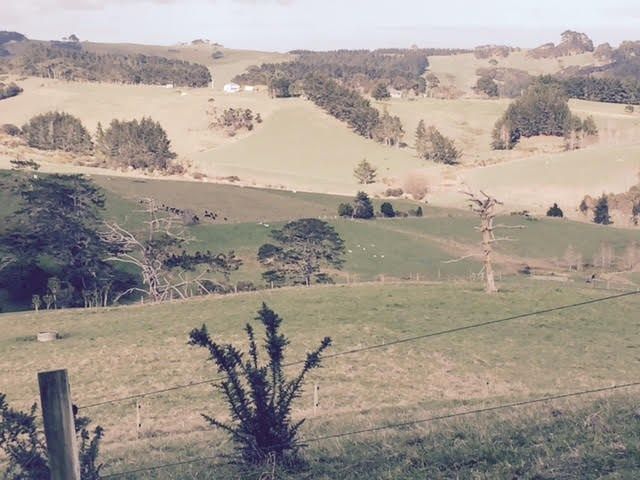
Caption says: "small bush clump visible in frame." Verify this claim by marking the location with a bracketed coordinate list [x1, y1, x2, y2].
[546, 203, 564, 217]
[0, 82, 23, 100]
[380, 202, 395, 217]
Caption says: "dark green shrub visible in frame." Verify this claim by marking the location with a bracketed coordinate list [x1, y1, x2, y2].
[380, 202, 395, 217]
[338, 202, 354, 217]
[593, 195, 612, 225]
[475, 75, 498, 97]
[189, 304, 331, 464]
[22, 112, 93, 154]
[0, 82, 23, 100]
[546, 203, 564, 218]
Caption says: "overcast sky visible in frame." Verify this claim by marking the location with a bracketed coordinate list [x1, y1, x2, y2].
[3, 0, 640, 51]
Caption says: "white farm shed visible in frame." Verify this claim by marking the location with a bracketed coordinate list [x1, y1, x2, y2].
[223, 83, 241, 93]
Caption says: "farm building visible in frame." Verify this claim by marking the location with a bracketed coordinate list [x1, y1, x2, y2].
[223, 82, 241, 93]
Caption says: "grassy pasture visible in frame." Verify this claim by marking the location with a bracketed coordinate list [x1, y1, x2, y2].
[427, 50, 600, 92]
[0, 282, 638, 477]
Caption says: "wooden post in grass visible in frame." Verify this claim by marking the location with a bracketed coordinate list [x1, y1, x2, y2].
[136, 400, 142, 439]
[38, 369, 80, 480]
[313, 384, 320, 415]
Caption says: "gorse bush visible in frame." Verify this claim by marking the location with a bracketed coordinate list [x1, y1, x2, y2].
[189, 304, 331, 465]
[22, 111, 93, 154]
[96, 117, 176, 171]
[0, 393, 104, 479]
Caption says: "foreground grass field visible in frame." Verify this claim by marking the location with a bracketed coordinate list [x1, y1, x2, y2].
[0, 281, 638, 477]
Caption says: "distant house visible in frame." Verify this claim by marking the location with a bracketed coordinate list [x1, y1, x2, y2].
[243, 85, 256, 92]
[223, 83, 240, 93]
[164, 83, 174, 89]
[389, 88, 403, 99]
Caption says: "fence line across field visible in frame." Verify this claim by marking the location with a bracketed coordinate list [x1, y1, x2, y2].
[97, 381, 640, 479]
[77, 289, 640, 410]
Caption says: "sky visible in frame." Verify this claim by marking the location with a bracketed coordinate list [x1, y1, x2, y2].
[2, 0, 640, 52]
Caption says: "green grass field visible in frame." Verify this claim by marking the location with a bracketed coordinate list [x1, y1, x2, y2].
[1, 281, 638, 478]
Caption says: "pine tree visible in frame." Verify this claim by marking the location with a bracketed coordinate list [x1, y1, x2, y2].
[353, 191, 375, 219]
[415, 119, 429, 158]
[353, 159, 377, 184]
[425, 126, 460, 164]
[593, 195, 612, 225]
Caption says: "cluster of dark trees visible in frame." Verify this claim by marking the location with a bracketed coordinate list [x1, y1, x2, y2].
[234, 49, 431, 96]
[415, 120, 461, 164]
[552, 40, 640, 105]
[336, 191, 423, 219]
[22, 111, 94, 154]
[211, 108, 262, 136]
[492, 78, 598, 150]
[559, 76, 640, 105]
[0, 170, 136, 310]
[232, 50, 450, 145]
[304, 74, 381, 138]
[0, 168, 241, 311]
[18, 111, 178, 171]
[7, 42, 211, 87]
[96, 118, 177, 171]
[0, 82, 22, 100]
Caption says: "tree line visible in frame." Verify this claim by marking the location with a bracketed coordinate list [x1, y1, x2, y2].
[233, 49, 432, 97]
[5, 42, 211, 87]
[0, 167, 358, 312]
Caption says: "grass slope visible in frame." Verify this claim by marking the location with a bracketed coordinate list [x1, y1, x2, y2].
[0, 282, 638, 477]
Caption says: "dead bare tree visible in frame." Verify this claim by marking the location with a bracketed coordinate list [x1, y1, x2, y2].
[447, 191, 523, 294]
[101, 198, 240, 303]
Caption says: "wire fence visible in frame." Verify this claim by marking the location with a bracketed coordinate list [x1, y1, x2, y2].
[77, 289, 640, 410]
[100, 381, 640, 478]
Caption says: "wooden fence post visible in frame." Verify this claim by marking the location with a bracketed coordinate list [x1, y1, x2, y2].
[38, 369, 80, 480]
[136, 400, 142, 439]
[313, 384, 320, 415]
